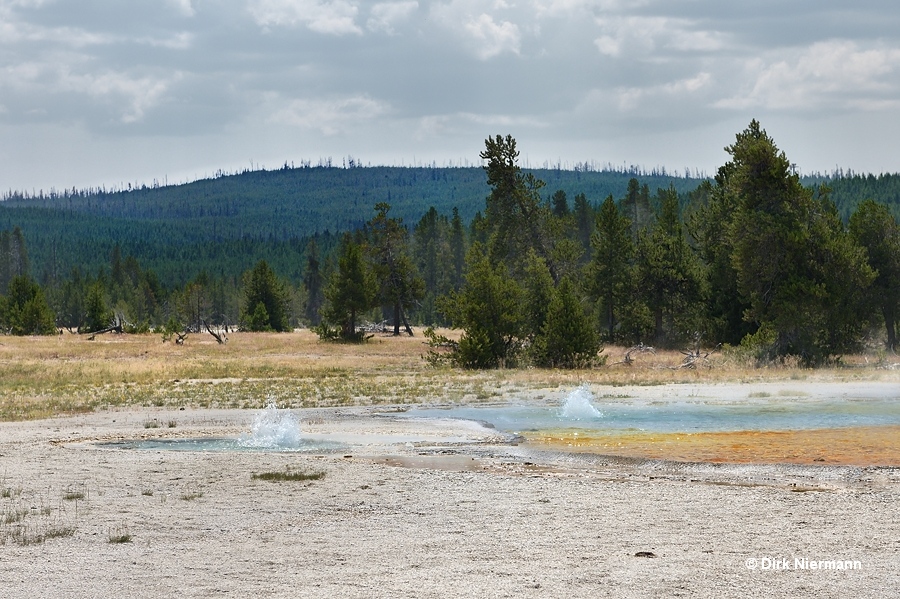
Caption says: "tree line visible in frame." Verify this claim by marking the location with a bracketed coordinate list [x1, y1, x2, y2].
[1, 121, 899, 367]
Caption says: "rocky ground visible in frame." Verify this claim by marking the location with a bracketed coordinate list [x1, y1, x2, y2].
[1, 386, 898, 598]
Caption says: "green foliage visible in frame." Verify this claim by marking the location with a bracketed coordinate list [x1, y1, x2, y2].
[439, 245, 524, 368]
[320, 235, 376, 341]
[251, 469, 325, 481]
[247, 302, 272, 332]
[531, 278, 602, 368]
[634, 186, 707, 345]
[521, 251, 556, 341]
[0, 227, 29, 294]
[586, 195, 633, 342]
[620, 178, 654, 238]
[83, 282, 112, 333]
[242, 260, 291, 332]
[0, 275, 57, 335]
[849, 199, 900, 350]
[1, 167, 703, 291]
[0, 134, 893, 362]
[716, 120, 874, 363]
[687, 180, 752, 344]
[303, 239, 324, 325]
[366, 203, 424, 335]
[481, 135, 558, 280]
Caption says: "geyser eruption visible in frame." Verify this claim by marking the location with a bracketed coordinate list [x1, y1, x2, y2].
[559, 385, 602, 420]
[238, 401, 303, 448]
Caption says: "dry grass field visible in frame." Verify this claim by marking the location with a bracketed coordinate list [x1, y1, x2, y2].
[1, 328, 896, 421]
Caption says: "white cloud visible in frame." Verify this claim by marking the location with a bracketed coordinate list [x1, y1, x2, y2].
[1, 56, 180, 124]
[367, 1, 418, 34]
[166, 0, 195, 17]
[269, 95, 389, 134]
[532, 0, 637, 18]
[717, 40, 900, 111]
[464, 13, 520, 59]
[72, 71, 178, 123]
[416, 110, 545, 138]
[430, 1, 522, 59]
[593, 16, 726, 58]
[248, 0, 362, 35]
[616, 71, 712, 111]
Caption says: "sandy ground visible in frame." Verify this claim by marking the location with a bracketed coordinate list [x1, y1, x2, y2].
[1, 382, 899, 598]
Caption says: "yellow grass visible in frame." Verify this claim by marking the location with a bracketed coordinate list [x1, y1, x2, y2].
[0, 329, 896, 421]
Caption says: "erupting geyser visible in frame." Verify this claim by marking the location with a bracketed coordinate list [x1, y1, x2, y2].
[238, 401, 304, 449]
[559, 385, 603, 420]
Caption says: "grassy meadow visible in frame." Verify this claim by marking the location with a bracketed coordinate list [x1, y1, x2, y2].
[0, 329, 897, 421]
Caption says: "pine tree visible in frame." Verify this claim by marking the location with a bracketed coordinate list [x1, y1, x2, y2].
[84, 281, 111, 333]
[532, 278, 600, 369]
[586, 195, 633, 342]
[242, 260, 290, 332]
[723, 120, 873, 362]
[367, 203, 424, 336]
[303, 239, 324, 326]
[572, 192, 595, 263]
[634, 186, 706, 345]
[0, 275, 57, 335]
[849, 199, 900, 350]
[321, 235, 375, 341]
[481, 135, 556, 280]
[438, 244, 524, 368]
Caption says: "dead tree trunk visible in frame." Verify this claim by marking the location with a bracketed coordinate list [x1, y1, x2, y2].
[204, 320, 227, 344]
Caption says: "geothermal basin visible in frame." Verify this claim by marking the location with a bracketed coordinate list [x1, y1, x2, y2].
[404, 382, 900, 466]
[102, 381, 900, 467]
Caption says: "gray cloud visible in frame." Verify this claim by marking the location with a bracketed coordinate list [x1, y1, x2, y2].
[2, 0, 900, 190]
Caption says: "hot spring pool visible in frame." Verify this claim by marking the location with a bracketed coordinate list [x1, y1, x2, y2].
[402, 385, 900, 466]
[101, 403, 349, 453]
[402, 385, 900, 434]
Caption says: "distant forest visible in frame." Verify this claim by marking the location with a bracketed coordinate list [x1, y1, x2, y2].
[1, 125, 900, 364]
[2, 164, 898, 287]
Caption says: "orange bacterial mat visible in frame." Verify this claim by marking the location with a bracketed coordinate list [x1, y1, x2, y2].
[524, 425, 900, 466]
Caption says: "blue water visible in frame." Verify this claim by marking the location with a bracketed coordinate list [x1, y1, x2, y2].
[101, 437, 347, 452]
[403, 391, 900, 434]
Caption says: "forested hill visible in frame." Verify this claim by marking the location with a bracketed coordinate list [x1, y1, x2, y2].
[1, 165, 898, 286]
[2, 166, 707, 239]
[0, 166, 705, 284]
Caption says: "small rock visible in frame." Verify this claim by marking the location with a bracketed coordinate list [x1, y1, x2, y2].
[634, 551, 657, 558]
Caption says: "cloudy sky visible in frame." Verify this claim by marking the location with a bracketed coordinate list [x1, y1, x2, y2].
[2, 0, 900, 192]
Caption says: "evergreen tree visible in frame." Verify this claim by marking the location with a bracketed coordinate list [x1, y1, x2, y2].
[321, 235, 376, 341]
[849, 199, 900, 350]
[242, 260, 290, 332]
[303, 238, 324, 326]
[56, 267, 87, 332]
[551, 189, 569, 217]
[723, 120, 873, 361]
[572, 192, 595, 263]
[0, 227, 29, 293]
[449, 207, 466, 290]
[521, 251, 555, 342]
[687, 179, 753, 344]
[481, 135, 557, 280]
[438, 244, 524, 368]
[83, 281, 111, 333]
[620, 178, 653, 239]
[180, 272, 211, 332]
[632, 186, 706, 345]
[532, 278, 600, 368]
[367, 203, 425, 335]
[0, 275, 57, 335]
[586, 195, 634, 342]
